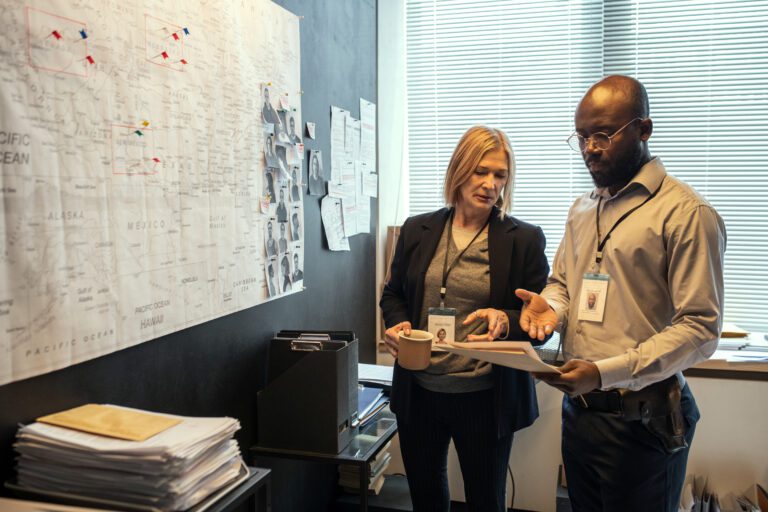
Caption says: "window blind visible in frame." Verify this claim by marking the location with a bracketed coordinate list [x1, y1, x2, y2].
[407, 0, 603, 265]
[603, 0, 768, 332]
[406, 0, 768, 332]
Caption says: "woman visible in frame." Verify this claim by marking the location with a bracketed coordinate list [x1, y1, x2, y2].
[308, 151, 324, 196]
[380, 126, 549, 512]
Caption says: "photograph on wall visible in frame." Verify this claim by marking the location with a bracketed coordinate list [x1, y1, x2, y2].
[279, 253, 293, 294]
[275, 143, 292, 182]
[287, 112, 302, 143]
[264, 170, 277, 205]
[264, 218, 278, 258]
[276, 110, 290, 142]
[262, 85, 282, 131]
[290, 206, 302, 241]
[290, 167, 302, 202]
[264, 130, 278, 168]
[308, 149, 325, 196]
[276, 186, 289, 223]
[265, 259, 279, 298]
[290, 247, 304, 288]
[277, 221, 289, 254]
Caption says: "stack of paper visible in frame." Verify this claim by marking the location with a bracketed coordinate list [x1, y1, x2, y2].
[338, 441, 391, 495]
[12, 404, 246, 511]
[358, 363, 394, 389]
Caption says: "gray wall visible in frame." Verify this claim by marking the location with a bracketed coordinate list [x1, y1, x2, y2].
[0, 1, 377, 510]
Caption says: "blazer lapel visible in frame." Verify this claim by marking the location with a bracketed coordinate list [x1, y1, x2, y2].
[488, 210, 517, 308]
[417, 209, 451, 274]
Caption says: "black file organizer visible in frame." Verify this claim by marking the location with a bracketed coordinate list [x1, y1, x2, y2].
[257, 330, 359, 454]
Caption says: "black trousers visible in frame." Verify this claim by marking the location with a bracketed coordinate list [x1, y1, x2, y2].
[395, 384, 512, 512]
[562, 384, 699, 512]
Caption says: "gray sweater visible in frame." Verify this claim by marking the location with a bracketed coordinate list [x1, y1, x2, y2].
[414, 222, 494, 393]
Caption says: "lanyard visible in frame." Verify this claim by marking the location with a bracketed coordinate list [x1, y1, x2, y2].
[595, 177, 665, 265]
[440, 210, 490, 307]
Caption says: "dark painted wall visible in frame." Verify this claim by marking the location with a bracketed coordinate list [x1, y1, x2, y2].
[0, 1, 377, 510]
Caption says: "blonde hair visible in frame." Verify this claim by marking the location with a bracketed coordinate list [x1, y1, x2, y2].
[443, 126, 516, 216]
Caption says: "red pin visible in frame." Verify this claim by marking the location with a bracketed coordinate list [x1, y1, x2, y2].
[179, 58, 187, 65]
[152, 157, 161, 163]
[172, 32, 179, 40]
[161, 51, 169, 59]
[85, 55, 95, 64]
[51, 30, 62, 40]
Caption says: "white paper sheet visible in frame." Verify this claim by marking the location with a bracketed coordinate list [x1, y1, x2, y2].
[440, 342, 561, 373]
[360, 98, 377, 172]
[321, 196, 350, 251]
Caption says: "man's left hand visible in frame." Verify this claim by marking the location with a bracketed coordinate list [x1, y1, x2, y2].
[533, 359, 602, 396]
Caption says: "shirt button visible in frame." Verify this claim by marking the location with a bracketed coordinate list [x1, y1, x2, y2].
[576, 327, 583, 334]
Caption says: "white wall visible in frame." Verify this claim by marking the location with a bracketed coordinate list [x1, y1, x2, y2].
[376, 0, 409, 349]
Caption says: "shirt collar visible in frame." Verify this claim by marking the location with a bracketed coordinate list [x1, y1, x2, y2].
[590, 157, 666, 200]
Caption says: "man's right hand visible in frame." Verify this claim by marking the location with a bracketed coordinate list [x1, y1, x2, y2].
[515, 289, 557, 341]
[383, 321, 411, 357]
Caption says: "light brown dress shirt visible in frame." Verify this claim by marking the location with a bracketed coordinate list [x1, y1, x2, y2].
[541, 157, 726, 391]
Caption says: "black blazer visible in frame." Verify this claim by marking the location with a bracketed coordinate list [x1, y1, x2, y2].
[380, 207, 549, 437]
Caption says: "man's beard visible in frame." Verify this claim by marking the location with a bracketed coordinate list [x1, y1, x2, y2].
[587, 146, 644, 190]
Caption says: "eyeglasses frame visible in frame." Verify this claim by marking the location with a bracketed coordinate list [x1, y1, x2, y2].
[566, 117, 645, 152]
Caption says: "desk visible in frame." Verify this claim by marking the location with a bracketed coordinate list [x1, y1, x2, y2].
[251, 407, 397, 512]
[206, 467, 271, 512]
[3, 466, 271, 512]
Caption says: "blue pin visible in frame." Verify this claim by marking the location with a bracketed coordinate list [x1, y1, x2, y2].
[183, 27, 189, 35]
[79, 29, 88, 39]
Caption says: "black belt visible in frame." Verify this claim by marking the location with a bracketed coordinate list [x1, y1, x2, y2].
[569, 375, 683, 421]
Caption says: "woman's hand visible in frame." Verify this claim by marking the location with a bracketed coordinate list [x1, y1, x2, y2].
[383, 321, 411, 357]
[464, 309, 509, 341]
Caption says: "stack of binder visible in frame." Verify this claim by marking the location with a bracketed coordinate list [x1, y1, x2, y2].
[352, 385, 389, 428]
[11, 404, 247, 511]
[338, 441, 392, 495]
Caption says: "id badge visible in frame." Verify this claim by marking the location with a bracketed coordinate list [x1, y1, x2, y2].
[427, 307, 457, 349]
[577, 273, 609, 323]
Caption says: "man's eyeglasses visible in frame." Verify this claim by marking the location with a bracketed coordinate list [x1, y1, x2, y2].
[566, 117, 643, 152]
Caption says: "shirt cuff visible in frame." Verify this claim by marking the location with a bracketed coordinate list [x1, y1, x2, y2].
[594, 355, 633, 390]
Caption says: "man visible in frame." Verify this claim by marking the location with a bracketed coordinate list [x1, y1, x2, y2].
[265, 221, 277, 257]
[278, 222, 288, 253]
[516, 75, 725, 512]
[276, 189, 288, 223]
[262, 87, 281, 130]
[586, 292, 596, 310]
[291, 253, 303, 282]
[288, 115, 302, 144]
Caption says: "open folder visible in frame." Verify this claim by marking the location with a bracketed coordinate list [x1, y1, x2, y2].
[439, 341, 561, 374]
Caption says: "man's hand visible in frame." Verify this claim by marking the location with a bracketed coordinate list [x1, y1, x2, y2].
[533, 359, 602, 396]
[383, 321, 411, 357]
[515, 288, 557, 341]
[464, 309, 509, 341]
